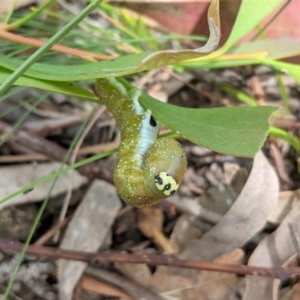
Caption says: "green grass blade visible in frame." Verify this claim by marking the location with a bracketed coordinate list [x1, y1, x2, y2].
[269, 126, 300, 155]
[266, 59, 300, 85]
[0, 0, 103, 96]
[0, 150, 115, 208]
[6, 0, 55, 29]
[219, 85, 258, 106]
[0, 0, 220, 82]
[0, 53, 149, 81]
[1, 119, 114, 299]
[0, 67, 97, 100]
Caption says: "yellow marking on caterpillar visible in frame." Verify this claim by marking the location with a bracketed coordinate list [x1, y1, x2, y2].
[155, 172, 179, 197]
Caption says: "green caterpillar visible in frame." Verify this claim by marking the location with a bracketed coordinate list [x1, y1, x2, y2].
[95, 78, 187, 207]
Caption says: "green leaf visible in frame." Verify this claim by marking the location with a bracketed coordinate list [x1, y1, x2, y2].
[222, 0, 283, 51]
[269, 126, 300, 155]
[0, 19, 219, 81]
[140, 95, 277, 157]
[0, 0, 220, 82]
[0, 67, 97, 100]
[265, 59, 300, 85]
[182, 38, 300, 70]
[0, 0, 103, 96]
[0, 54, 149, 81]
[231, 38, 300, 60]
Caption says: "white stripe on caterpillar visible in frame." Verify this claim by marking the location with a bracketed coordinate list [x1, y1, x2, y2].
[95, 78, 187, 207]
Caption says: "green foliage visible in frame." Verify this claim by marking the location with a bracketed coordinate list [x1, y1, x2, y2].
[0, 2, 298, 192]
[220, 0, 283, 52]
[0, 0, 286, 158]
[141, 94, 276, 157]
[0, 0, 298, 296]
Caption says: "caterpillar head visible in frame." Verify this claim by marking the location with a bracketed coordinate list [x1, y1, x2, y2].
[114, 138, 186, 207]
[95, 78, 187, 208]
[143, 138, 187, 205]
[154, 172, 179, 197]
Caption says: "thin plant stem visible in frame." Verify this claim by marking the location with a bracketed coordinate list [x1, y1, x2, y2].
[276, 72, 291, 115]
[0, 149, 116, 207]
[269, 126, 300, 156]
[250, 0, 291, 41]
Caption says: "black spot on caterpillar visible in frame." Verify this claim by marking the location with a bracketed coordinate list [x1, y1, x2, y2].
[95, 78, 187, 207]
[150, 115, 157, 127]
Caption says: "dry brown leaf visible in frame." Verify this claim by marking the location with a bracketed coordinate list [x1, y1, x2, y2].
[243, 200, 300, 300]
[169, 214, 203, 252]
[149, 152, 279, 296]
[81, 274, 131, 300]
[150, 248, 244, 299]
[169, 194, 224, 224]
[114, 262, 152, 287]
[224, 162, 249, 198]
[181, 151, 279, 260]
[0, 205, 37, 240]
[291, 281, 300, 300]
[58, 180, 121, 300]
[267, 190, 300, 225]
[23, 114, 84, 134]
[0, 162, 87, 210]
[178, 248, 244, 300]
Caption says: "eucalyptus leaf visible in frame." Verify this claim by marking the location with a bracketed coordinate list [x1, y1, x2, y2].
[221, 0, 283, 52]
[0, 53, 149, 81]
[0, 67, 97, 100]
[0, 0, 287, 84]
[140, 94, 277, 157]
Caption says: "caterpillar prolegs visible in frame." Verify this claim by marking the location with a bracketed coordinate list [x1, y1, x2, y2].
[95, 78, 187, 207]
